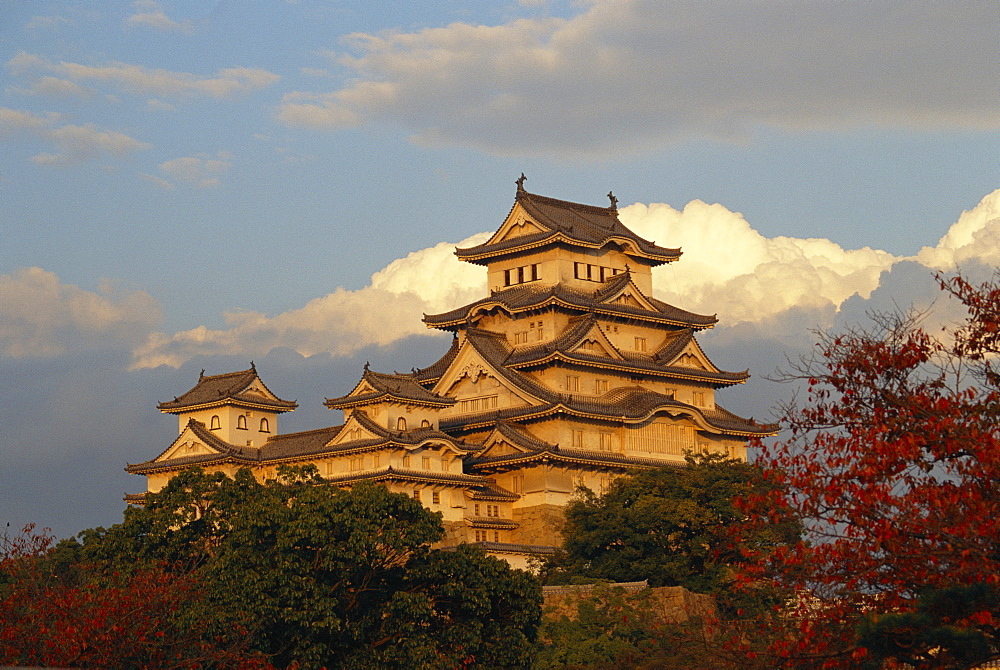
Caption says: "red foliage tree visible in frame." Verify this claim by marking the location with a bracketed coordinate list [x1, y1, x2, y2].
[737, 273, 1000, 669]
[0, 524, 273, 669]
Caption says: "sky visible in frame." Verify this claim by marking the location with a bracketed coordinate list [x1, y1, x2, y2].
[1, 0, 998, 540]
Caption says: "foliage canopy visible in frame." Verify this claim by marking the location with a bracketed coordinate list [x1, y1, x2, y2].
[741, 273, 1000, 668]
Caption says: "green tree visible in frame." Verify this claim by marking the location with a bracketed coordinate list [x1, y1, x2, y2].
[545, 453, 800, 609]
[73, 466, 541, 669]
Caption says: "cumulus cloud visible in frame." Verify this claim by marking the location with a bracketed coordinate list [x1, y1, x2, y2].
[130, 190, 1000, 369]
[277, 0, 998, 157]
[6, 52, 278, 100]
[0, 106, 149, 164]
[620, 201, 900, 325]
[0, 268, 161, 358]
[124, 1, 195, 34]
[130, 232, 490, 368]
[916, 190, 1000, 270]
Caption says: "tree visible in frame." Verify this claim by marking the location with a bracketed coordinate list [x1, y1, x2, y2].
[740, 273, 1000, 668]
[84, 466, 541, 669]
[544, 453, 800, 614]
[0, 524, 271, 669]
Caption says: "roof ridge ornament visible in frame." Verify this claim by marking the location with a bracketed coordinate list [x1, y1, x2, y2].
[516, 172, 526, 192]
[608, 191, 617, 210]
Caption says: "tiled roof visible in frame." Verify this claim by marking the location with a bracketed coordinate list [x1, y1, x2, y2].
[492, 421, 556, 452]
[501, 315, 748, 386]
[423, 278, 717, 330]
[257, 425, 345, 460]
[324, 367, 456, 409]
[455, 187, 680, 266]
[441, 382, 774, 437]
[158, 365, 297, 413]
[323, 466, 490, 487]
[466, 540, 558, 555]
[468, 481, 520, 501]
[127, 419, 258, 474]
[468, 441, 689, 470]
[466, 516, 520, 529]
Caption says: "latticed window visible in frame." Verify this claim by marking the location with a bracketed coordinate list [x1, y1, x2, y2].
[626, 422, 696, 455]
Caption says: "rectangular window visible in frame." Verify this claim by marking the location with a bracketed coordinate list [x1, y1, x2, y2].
[635, 337, 647, 352]
[599, 432, 613, 451]
[692, 391, 706, 406]
[512, 475, 524, 494]
[474, 503, 481, 516]
[530, 264, 538, 281]
[402, 455, 411, 468]
[373, 453, 381, 468]
[572, 429, 584, 448]
[565, 375, 580, 392]
[422, 456, 431, 470]
[664, 388, 676, 400]
[432, 491, 440, 504]
[412, 489, 421, 501]
[494, 531, 500, 542]
[594, 378, 609, 393]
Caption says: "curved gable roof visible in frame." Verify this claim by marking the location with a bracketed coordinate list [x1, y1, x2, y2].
[424, 277, 717, 331]
[324, 366, 456, 410]
[158, 365, 297, 413]
[455, 185, 681, 266]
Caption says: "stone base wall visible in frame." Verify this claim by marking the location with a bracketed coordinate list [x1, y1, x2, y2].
[513, 503, 565, 546]
[542, 583, 715, 624]
[438, 520, 467, 548]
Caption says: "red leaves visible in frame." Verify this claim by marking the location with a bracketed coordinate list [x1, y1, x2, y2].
[0, 525, 275, 669]
[735, 272, 1000, 667]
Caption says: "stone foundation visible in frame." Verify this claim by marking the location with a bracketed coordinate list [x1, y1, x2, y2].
[513, 503, 565, 546]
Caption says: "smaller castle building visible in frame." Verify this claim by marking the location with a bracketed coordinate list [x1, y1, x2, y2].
[127, 178, 775, 569]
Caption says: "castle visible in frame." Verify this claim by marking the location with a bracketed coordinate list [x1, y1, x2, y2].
[127, 177, 773, 569]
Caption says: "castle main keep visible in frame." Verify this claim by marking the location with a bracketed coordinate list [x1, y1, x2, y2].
[128, 178, 774, 569]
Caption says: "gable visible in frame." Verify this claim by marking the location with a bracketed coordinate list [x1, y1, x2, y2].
[350, 380, 379, 397]
[484, 202, 552, 246]
[595, 277, 660, 313]
[329, 413, 381, 446]
[478, 439, 527, 459]
[431, 340, 541, 406]
[239, 375, 281, 402]
[566, 321, 624, 360]
[158, 425, 224, 461]
[664, 341, 719, 373]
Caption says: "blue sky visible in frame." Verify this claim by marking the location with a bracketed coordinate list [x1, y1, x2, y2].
[1, 0, 998, 539]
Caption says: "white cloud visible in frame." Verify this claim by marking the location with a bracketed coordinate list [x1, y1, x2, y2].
[25, 15, 72, 31]
[0, 106, 149, 164]
[277, 0, 998, 157]
[0, 268, 160, 358]
[916, 190, 1000, 270]
[7, 52, 278, 100]
[156, 152, 232, 187]
[130, 232, 490, 368]
[9, 76, 94, 99]
[130, 191, 1000, 369]
[124, 1, 195, 34]
[620, 201, 900, 325]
